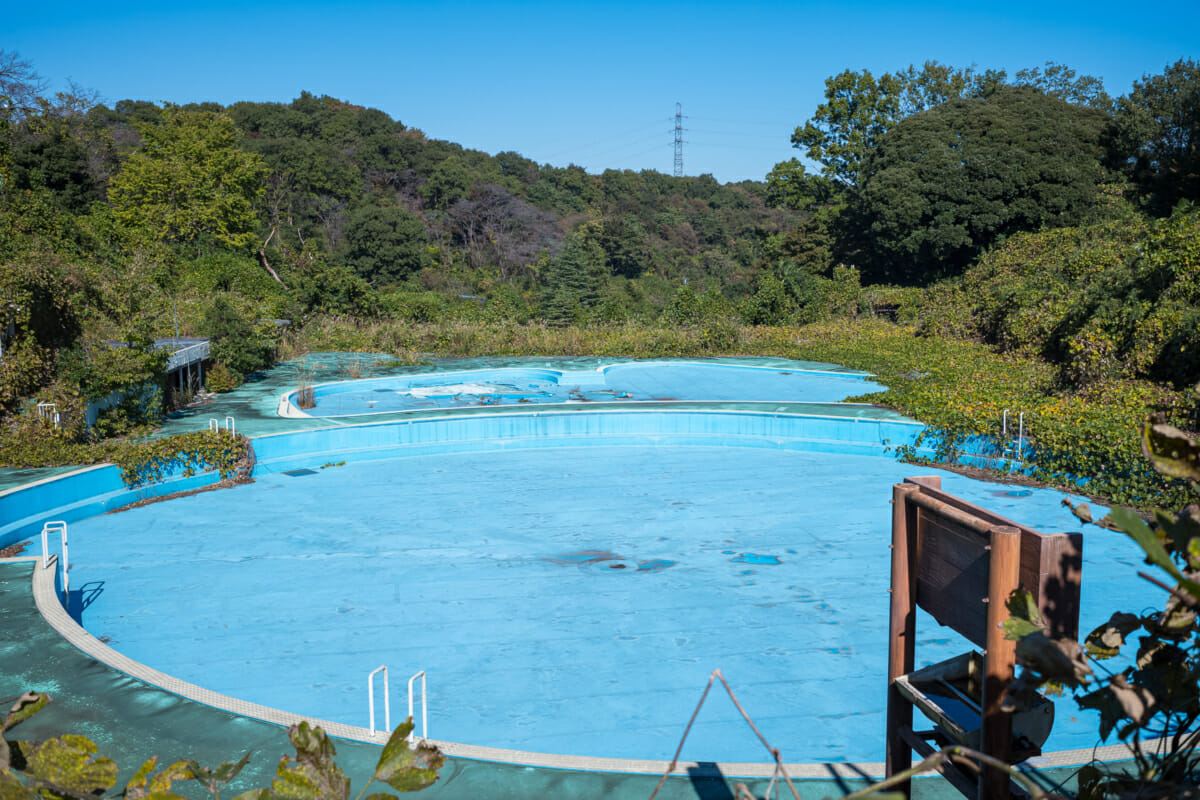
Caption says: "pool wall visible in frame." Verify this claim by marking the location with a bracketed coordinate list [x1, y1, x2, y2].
[279, 361, 880, 418]
[0, 461, 227, 546]
[253, 408, 930, 475]
[3, 408, 1020, 551]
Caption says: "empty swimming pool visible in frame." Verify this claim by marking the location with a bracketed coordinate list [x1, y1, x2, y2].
[281, 362, 883, 418]
[49, 405, 1149, 766]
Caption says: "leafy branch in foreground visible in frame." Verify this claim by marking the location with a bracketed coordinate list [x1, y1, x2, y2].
[1005, 397, 1200, 800]
[0, 692, 443, 799]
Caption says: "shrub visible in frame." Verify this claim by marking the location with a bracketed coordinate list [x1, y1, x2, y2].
[206, 363, 241, 393]
[203, 298, 275, 376]
[1007, 416, 1200, 798]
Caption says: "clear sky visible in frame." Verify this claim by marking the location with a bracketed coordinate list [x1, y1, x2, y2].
[7, 1, 1198, 183]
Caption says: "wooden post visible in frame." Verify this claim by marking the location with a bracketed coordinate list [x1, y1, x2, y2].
[980, 525, 1020, 800]
[886, 482, 920, 792]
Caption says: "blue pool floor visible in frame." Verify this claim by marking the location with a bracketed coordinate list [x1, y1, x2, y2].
[60, 442, 1148, 765]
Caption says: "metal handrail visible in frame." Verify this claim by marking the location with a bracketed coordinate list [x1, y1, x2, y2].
[41, 521, 68, 600]
[408, 670, 427, 743]
[368, 665, 390, 737]
[1001, 409, 1026, 460]
[164, 341, 210, 371]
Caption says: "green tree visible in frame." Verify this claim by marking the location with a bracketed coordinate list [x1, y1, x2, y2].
[764, 158, 836, 211]
[203, 297, 274, 377]
[343, 205, 427, 285]
[1014, 61, 1112, 110]
[595, 213, 648, 278]
[0, 250, 79, 414]
[420, 155, 472, 210]
[1108, 59, 1200, 213]
[293, 261, 380, 317]
[843, 86, 1109, 284]
[790, 61, 1104, 190]
[107, 107, 268, 249]
[791, 64, 991, 189]
[7, 88, 119, 213]
[541, 234, 605, 325]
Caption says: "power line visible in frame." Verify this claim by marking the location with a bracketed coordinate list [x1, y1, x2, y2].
[689, 139, 793, 152]
[575, 132, 673, 161]
[689, 127, 784, 141]
[689, 115, 784, 127]
[595, 142, 675, 165]
[538, 120, 667, 161]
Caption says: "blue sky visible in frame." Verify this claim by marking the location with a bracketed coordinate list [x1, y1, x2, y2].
[8, 1, 1198, 183]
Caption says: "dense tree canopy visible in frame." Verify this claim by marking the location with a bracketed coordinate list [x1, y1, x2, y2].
[791, 61, 1108, 191]
[107, 107, 267, 249]
[343, 204, 427, 284]
[1108, 59, 1200, 213]
[4, 48, 1199, 441]
[841, 86, 1109, 283]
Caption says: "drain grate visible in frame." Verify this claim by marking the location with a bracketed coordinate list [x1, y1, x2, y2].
[282, 468, 318, 477]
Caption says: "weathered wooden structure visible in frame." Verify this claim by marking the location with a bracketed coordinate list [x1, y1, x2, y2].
[886, 476, 1083, 800]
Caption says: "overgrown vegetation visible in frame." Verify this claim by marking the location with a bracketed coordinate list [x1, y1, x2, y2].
[1005, 405, 1200, 798]
[4, 47, 1200, 797]
[0, 693, 443, 798]
[111, 429, 251, 488]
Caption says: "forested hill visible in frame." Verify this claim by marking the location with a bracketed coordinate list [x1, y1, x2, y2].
[1, 54, 1197, 465]
[5, 88, 794, 322]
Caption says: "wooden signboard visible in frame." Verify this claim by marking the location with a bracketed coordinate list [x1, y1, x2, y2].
[885, 476, 1083, 800]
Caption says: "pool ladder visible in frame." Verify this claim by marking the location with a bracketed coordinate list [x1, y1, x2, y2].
[368, 666, 427, 743]
[1001, 410, 1026, 462]
[40, 521, 69, 603]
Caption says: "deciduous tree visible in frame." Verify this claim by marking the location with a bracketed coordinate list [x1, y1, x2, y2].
[790, 61, 1106, 190]
[107, 107, 267, 249]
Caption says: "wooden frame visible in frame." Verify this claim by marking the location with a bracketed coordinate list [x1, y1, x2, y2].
[885, 476, 1083, 800]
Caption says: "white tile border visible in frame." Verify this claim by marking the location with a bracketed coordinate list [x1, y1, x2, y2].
[19, 554, 878, 778]
[6, 546, 1147, 782]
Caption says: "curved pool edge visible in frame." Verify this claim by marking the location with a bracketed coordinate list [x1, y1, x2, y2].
[0, 406, 991, 549]
[14, 553, 1139, 782]
[21, 551, 870, 778]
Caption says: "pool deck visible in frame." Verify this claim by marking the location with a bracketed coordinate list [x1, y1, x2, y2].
[1, 556, 1099, 798]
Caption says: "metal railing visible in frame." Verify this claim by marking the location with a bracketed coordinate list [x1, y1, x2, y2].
[368, 665, 390, 737]
[1002, 409, 1026, 460]
[408, 670, 427, 743]
[36, 402, 61, 430]
[164, 341, 210, 371]
[41, 521, 68, 601]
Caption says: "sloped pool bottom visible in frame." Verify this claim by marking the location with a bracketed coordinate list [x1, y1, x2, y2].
[64, 442, 1139, 764]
